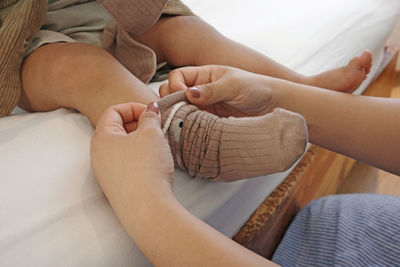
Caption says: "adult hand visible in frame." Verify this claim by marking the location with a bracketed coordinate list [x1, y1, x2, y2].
[159, 65, 275, 117]
[90, 102, 175, 220]
[90, 102, 276, 267]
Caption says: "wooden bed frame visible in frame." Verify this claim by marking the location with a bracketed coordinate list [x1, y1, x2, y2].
[233, 46, 399, 259]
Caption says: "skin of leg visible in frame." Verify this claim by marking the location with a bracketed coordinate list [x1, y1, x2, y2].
[19, 15, 370, 126]
[20, 16, 303, 126]
[137, 15, 371, 92]
[20, 42, 159, 125]
[136, 15, 308, 84]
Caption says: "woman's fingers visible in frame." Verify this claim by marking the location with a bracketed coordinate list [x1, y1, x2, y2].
[185, 80, 230, 106]
[169, 67, 206, 89]
[124, 121, 139, 133]
[159, 65, 229, 97]
[95, 102, 162, 137]
[136, 102, 162, 132]
[159, 82, 171, 97]
[96, 102, 147, 136]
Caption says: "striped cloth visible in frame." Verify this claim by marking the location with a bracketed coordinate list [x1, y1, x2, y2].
[272, 194, 400, 267]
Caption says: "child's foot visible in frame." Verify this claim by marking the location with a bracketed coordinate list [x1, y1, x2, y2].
[308, 50, 372, 93]
[157, 91, 308, 182]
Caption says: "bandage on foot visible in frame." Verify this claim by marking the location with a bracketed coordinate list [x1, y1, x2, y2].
[157, 91, 308, 182]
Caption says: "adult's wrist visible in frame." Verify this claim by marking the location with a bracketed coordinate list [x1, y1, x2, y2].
[119, 186, 179, 239]
[259, 75, 284, 114]
[101, 173, 175, 229]
[128, 177, 174, 211]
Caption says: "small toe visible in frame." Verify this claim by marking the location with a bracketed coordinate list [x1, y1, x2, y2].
[359, 50, 373, 70]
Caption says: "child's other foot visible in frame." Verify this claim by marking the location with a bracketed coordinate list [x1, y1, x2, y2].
[309, 50, 372, 93]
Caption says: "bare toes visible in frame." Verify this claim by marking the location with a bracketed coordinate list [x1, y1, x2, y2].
[358, 50, 373, 70]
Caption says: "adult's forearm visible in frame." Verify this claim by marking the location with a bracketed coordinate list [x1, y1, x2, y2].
[121, 191, 274, 267]
[269, 77, 400, 175]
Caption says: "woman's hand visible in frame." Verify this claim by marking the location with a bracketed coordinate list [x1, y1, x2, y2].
[90, 102, 278, 267]
[159, 65, 276, 117]
[90, 102, 175, 220]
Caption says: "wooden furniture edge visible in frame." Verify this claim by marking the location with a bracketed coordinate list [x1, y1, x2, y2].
[233, 45, 399, 259]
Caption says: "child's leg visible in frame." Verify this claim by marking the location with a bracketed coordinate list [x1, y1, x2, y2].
[19, 41, 307, 180]
[20, 42, 159, 125]
[137, 16, 372, 92]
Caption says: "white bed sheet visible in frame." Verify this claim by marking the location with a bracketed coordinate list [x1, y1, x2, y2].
[1, 0, 399, 266]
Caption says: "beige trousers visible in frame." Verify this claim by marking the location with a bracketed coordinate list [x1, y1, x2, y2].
[28, 0, 193, 83]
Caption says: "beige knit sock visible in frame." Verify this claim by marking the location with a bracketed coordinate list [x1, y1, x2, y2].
[157, 91, 308, 182]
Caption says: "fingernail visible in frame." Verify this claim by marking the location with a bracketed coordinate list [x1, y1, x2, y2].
[188, 87, 201, 98]
[146, 102, 159, 115]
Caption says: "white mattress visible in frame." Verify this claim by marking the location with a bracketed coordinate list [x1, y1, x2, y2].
[1, 0, 399, 266]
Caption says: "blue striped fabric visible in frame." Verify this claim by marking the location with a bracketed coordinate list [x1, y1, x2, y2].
[272, 194, 400, 267]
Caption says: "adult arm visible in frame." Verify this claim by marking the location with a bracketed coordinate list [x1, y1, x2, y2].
[91, 102, 276, 267]
[161, 66, 400, 175]
[271, 77, 400, 175]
